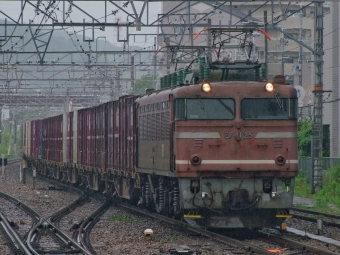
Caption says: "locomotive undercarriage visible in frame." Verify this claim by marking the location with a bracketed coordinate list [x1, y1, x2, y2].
[178, 177, 293, 228]
[23, 157, 291, 229]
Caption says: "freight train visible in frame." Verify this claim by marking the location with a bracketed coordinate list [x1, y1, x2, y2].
[22, 61, 298, 229]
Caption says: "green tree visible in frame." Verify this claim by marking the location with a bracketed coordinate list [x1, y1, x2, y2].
[133, 73, 159, 95]
[298, 120, 330, 157]
[298, 119, 312, 157]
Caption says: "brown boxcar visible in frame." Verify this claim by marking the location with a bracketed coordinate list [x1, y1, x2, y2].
[30, 119, 42, 160]
[77, 108, 96, 168]
[111, 96, 137, 198]
[94, 103, 107, 171]
[107, 100, 117, 172]
[42, 115, 63, 163]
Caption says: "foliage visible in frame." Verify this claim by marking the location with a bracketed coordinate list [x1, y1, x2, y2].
[0, 122, 21, 156]
[294, 171, 312, 197]
[133, 73, 159, 95]
[318, 164, 340, 208]
[298, 119, 312, 157]
[294, 166, 340, 212]
[298, 120, 330, 157]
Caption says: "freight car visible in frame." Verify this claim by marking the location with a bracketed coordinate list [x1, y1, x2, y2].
[22, 65, 298, 229]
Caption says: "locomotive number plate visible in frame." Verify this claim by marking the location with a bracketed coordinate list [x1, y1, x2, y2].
[224, 132, 252, 139]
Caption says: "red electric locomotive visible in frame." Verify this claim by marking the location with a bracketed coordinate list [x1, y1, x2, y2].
[23, 67, 297, 229]
[135, 73, 297, 229]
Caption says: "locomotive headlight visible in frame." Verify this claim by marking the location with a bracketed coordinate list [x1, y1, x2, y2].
[265, 82, 274, 92]
[190, 154, 201, 165]
[275, 154, 285, 165]
[201, 82, 212, 92]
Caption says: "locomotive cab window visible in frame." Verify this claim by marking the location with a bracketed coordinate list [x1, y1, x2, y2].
[241, 98, 298, 120]
[175, 98, 235, 120]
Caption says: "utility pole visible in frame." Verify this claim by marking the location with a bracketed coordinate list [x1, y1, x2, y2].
[131, 56, 135, 91]
[299, 5, 303, 120]
[331, 2, 339, 157]
[299, 6, 303, 87]
[312, 2, 324, 193]
[154, 37, 157, 89]
[13, 110, 17, 155]
[0, 107, 2, 144]
[280, 30, 285, 75]
[207, 19, 212, 61]
[264, 10, 268, 78]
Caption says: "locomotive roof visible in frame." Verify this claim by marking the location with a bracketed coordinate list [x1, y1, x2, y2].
[136, 81, 297, 105]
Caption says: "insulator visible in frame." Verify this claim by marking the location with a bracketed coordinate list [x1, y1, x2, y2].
[171, 73, 177, 86]
[160, 77, 164, 88]
[177, 71, 183, 85]
[199, 58, 206, 81]
[261, 64, 267, 78]
[117, 21, 130, 26]
[182, 70, 189, 84]
[254, 67, 260, 81]
[203, 64, 211, 79]
[164, 75, 169, 88]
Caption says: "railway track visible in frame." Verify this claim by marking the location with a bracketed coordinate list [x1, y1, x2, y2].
[0, 163, 115, 255]
[0, 210, 31, 255]
[28, 175, 112, 255]
[0, 189, 91, 254]
[118, 202, 273, 255]
[118, 201, 340, 255]
[3, 162, 340, 254]
[7, 158, 23, 166]
[291, 208, 340, 228]
[257, 230, 339, 255]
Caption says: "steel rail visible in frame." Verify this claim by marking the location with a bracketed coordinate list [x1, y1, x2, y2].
[118, 203, 273, 255]
[50, 193, 88, 222]
[292, 213, 340, 228]
[292, 207, 340, 220]
[0, 192, 41, 222]
[0, 211, 32, 255]
[77, 199, 112, 255]
[257, 231, 340, 255]
[0, 187, 89, 254]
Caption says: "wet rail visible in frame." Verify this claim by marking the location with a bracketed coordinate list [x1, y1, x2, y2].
[257, 230, 339, 255]
[0, 190, 90, 254]
[118, 202, 273, 255]
[291, 208, 340, 228]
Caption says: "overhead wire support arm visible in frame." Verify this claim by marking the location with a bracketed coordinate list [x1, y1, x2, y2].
[150, 2, 186, 26]
[272, 2, 313, 25]
[26, 0, 58, 23]
[129, 0, 148, 30]
[272, 26, 318, 55]
[108, 0, 138, 23]
[234, 1, 270, 25]
[0, 11, 18, 24]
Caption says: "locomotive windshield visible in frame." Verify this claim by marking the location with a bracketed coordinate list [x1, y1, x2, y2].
[175, 98, 235, 120]
[241, 98, 298, 120]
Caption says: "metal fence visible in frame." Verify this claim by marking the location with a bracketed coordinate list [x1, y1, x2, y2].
[298, 157, 340, 183]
